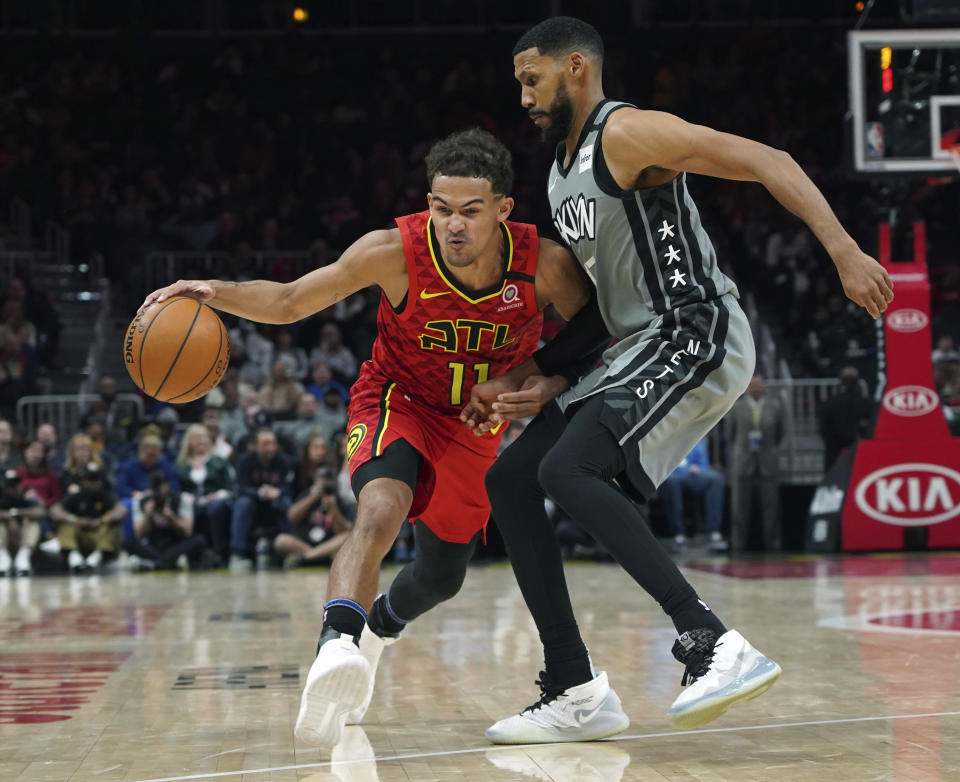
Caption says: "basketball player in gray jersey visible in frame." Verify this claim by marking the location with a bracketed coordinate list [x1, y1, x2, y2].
[462, 17, 894, 744]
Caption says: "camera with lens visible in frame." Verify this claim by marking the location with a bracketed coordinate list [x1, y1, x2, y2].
[315, 467, 337, 497]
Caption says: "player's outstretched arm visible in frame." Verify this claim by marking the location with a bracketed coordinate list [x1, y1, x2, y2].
[138, 229, 407, 324]
[602, 109, 894, 319]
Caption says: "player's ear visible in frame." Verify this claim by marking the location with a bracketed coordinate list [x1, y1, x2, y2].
[568, 52, 585, 80]
[426, 192, 434, 210]
[497, 196, 514, 222]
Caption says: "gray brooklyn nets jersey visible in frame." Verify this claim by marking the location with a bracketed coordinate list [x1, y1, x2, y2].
[549, 100, 756, 495]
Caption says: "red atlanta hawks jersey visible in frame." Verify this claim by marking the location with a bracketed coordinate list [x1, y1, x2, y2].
[368, 210, 543, 417]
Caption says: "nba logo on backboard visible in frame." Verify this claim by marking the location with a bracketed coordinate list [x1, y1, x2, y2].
[865, 122, 884, 159]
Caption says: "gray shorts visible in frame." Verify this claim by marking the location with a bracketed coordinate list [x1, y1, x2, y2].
[558, 294, 755, 497]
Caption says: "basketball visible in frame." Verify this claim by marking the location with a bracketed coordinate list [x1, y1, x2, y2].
[123, 296, 230, 403]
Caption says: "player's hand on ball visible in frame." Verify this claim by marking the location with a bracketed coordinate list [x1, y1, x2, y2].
[139, 279, 215, 314]
[834, 249, 894, 320]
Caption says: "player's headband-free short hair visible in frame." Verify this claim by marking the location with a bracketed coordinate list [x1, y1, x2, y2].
[425, 127, 514, 198]
[512, 16, 604, 62]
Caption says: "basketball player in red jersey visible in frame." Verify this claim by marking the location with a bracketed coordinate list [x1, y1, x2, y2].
[139, 128, 611, 749]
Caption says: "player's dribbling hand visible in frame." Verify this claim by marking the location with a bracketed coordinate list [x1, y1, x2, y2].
[138, 279, 215, 315]
[834, 248, 894, 320]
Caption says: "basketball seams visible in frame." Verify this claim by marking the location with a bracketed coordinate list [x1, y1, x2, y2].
[135, 297, 181, 392]
[165, 307, 226, 403]
[152, 300, 203, 399]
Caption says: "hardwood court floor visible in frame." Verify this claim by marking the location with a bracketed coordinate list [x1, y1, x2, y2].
[2, 553, 959, 781]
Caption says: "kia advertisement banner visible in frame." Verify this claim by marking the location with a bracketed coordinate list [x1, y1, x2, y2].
[840, 223, 960, 551]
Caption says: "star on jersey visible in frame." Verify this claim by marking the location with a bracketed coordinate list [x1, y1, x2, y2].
[669, 268, 687, 288]
[657, 220, 675, 241]
[664, 245, 681, 265]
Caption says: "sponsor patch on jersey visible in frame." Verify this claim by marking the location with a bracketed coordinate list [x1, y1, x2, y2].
[578, 144, 594, 173]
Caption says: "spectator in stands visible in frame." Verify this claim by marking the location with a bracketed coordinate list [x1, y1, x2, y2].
[0, 299, 37, 351]
[243, 323, 276, 386]
[727, 375, 786, 552]
[209, 375, 247, 446]
[200, 408, 234, 460]
[125, 470, 206, 570]
[280, 394, 330, 454]
[116, 434, 180, 539]
[818, 366, 873, 471]
[49, 462, 125, 573]
[0, 418, 22, 472]
[0, 469, 44, 576]
[315, 388, 348, 439]
[293, 434, 334, 495]
[176, 423, 235, 566]
[0, 325, 36, 396]
[230, 428, 294, 570]
[258, 359, 304, 416]
[60, 432, 110, 492]
[275, 328, 309, 381]
[83, 375, 137, 449]
[0, 363, 22, 420]
[17, 440, 62, 510]
[308, 322, 357, 381]
[659, 439, 728, 552]
[305, 361, 350, 406]
[6, 277, 59, 368]
[154, 407, 181, 459]
[36, 423, 64, 473]
[276, 465, 353, 569]
[932, 335, 960, 365]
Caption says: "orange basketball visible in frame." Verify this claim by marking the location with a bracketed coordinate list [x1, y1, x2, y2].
[123, 296, 230, 403]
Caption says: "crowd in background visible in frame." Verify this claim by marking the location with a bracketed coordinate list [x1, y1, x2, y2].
[1, 23, 960, 572]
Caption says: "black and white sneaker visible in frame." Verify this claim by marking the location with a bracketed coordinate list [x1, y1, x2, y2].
[666, 628, 781, 729]
[486, 670, 629, 744]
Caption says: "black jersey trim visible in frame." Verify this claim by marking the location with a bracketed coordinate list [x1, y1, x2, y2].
[505, 270, 536, 283]
[554, 99, 614, 178]
[427, 218, 512, 303]
[622, 196, 668, 315]
[593, 104, 638, 198]
[626, 301, 730, 444]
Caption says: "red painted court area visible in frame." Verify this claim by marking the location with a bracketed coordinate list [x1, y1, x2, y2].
[0, 652, 131, 724]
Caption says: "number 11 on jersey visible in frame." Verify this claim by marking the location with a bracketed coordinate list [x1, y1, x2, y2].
[448, 361, 489, 406]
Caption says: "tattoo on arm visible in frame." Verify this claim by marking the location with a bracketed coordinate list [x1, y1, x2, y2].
[221, 281, 263, 290]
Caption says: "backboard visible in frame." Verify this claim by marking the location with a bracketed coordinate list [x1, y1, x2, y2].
[849, 29, 960, 174]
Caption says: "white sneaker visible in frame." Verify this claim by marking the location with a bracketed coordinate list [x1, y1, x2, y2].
[707, 532, 729, 552]
[0, 548, 11, 576]
[485, 671, 629, 744]
[39, 537, 61, 555]
[68, 549, 87, 573]
[229, 554, 252, 573]
[345, 623, 399, 725]
[667, 628, 782, 729]
[85, 550, 103, 571]
[294, 634, 373, 748]
[14, 547, 32, 576]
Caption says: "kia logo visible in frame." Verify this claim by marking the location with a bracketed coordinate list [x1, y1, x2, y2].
[886, 308, 928, 333]
[882, 385, 940, 417]
[855, 463, 960, 526]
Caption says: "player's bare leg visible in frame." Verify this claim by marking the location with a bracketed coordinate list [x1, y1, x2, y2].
[294, 478, 411, 749]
